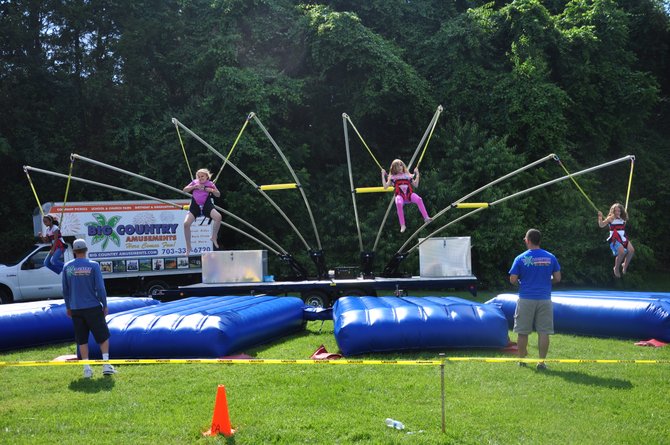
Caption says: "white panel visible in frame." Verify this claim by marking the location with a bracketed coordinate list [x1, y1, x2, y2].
[419, 237, 472, 277]
[202, 250, 268, 283]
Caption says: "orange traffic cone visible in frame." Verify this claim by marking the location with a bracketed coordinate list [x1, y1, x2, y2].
[203, 385, 235, 437]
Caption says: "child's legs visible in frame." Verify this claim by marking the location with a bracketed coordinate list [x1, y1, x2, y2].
[43, 252, 62, 274]
[394, 195, 406, 227]
[183, 213, 195, 251]
[622, 241, 634, 272]
[51, 249, 64, 273]
[209, 209, 222, 248]
[613, 244, 626, 276]
[409, 193, 429, 220]
[43, 252, 53, 270]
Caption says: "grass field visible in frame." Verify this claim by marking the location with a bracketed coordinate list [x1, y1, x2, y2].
[1, 292, 670, 444]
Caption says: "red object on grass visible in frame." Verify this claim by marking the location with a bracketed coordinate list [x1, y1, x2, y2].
[634, 339, 668, 347]
[310, 344, 343, 360]
[501, 340, 519, 354]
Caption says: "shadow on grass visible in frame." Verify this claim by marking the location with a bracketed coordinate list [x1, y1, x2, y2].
[68, 376, 116, 393]
[245, 323, 326, 356]
[541, 369, 633, 389]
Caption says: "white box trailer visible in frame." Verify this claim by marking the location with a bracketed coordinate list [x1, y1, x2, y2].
[0, 200, 213, 304]
[158, 237, 478, 308]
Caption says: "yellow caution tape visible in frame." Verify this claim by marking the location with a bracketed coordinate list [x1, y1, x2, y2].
[1, 357, 668, 368]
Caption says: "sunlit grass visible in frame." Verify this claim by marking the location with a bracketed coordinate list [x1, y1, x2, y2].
[1, 317, 669, 444]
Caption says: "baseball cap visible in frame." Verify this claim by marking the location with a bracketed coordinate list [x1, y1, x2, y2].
[72, 239, 88, 251]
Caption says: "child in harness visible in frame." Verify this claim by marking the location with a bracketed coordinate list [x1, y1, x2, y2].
[183, 168, 222, 253]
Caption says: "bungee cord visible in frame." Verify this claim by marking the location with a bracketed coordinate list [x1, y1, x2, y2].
[70, 153, 288, 255]
[171, 118, 312, 252]
[23, 165, 283, 256]
[342, 105, 444, 257]
[390, 155, 635, 271]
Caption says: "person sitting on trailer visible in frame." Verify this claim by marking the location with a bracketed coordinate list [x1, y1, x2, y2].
[38, 214, 66, 274]
[183, 168, 222, 253]
[598, 203, 635, 278]
[382, 159, 431, 233]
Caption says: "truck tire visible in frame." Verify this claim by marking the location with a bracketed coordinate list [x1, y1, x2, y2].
[301, 290, 330, 308]
[145, 280, 169, 297]
[0, 288, 12, 304]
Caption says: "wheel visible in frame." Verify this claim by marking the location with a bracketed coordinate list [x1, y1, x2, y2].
[145, 280, 169, 297]
[0, 288, 12, 304]
[301, 290, 330, 308]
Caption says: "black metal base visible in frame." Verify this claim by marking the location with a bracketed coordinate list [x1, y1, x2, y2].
[280, 254, 309, 281]
[381, 252, 409, 278]
[309, 249, 328, 280]
[360, 251, 375, 278]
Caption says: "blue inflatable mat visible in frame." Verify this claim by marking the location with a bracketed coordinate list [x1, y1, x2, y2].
[486, 292, 670, 341]
[333, 296, 509, 356]
[87, 296, 306, 358]
[0, 297, 158, 352]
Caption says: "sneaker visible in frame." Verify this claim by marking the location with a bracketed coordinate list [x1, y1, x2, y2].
[536, 362, 548, 371]
[518, 361, 527, 368]
[102, 364, 117, 376]
[400, 225, 406, 233]
[83, 367, 93, 379]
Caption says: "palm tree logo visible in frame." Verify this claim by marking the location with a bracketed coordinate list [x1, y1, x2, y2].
[85, 213, 122, 250]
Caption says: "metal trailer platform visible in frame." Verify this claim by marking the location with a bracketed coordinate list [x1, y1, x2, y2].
[156, 275, 478, 307]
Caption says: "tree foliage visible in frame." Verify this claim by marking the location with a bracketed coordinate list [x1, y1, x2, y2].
[2, 0, 669, 287]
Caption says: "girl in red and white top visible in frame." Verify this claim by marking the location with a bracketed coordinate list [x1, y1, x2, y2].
[598, 202, 635, 278]
[39, 214, 66, 274]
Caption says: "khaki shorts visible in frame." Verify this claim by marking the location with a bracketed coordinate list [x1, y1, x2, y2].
[513, 299, 554, 335]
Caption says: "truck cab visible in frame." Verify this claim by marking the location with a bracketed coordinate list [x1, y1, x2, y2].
[0, 244, 73, 304]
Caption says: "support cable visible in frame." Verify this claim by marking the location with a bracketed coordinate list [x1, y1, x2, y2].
[251, 113, 323, 250]
[372, 105, 444, 252]
[397, 153, 558, 254]
[23, 165, 282, 256]
[70, 154, 287, 255]
[405, 155, 635, 256]
[171, 118, 311, 251]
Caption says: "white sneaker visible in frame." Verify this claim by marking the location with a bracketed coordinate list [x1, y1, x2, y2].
[102, 364, 117, 376]
[83, 367, 93, 379]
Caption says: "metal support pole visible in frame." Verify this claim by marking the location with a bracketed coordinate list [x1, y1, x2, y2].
[441, 362, 446, 434]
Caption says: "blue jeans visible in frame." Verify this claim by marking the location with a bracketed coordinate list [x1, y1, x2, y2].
[44, 249, 64, 274]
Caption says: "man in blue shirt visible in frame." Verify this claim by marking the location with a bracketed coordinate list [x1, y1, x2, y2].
[509, 229, 561, 370]
[62, 239, 116, 378]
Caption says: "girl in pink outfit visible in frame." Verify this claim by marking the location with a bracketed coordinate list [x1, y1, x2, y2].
[382, 159, 431, 233]
[183, 168, 222, 253]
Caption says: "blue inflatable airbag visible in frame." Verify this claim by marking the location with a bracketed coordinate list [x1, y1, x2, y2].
[87, 296, 306, 358]
[333, 296, 509, 356]
[0, 297, 158, 351]
[486, 291, 670, 341]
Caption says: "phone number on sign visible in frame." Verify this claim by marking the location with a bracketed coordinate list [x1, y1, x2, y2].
[161, 247, 211, 255]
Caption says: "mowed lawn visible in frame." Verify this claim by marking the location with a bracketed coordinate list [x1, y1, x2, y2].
[1, 313, 670, 444]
